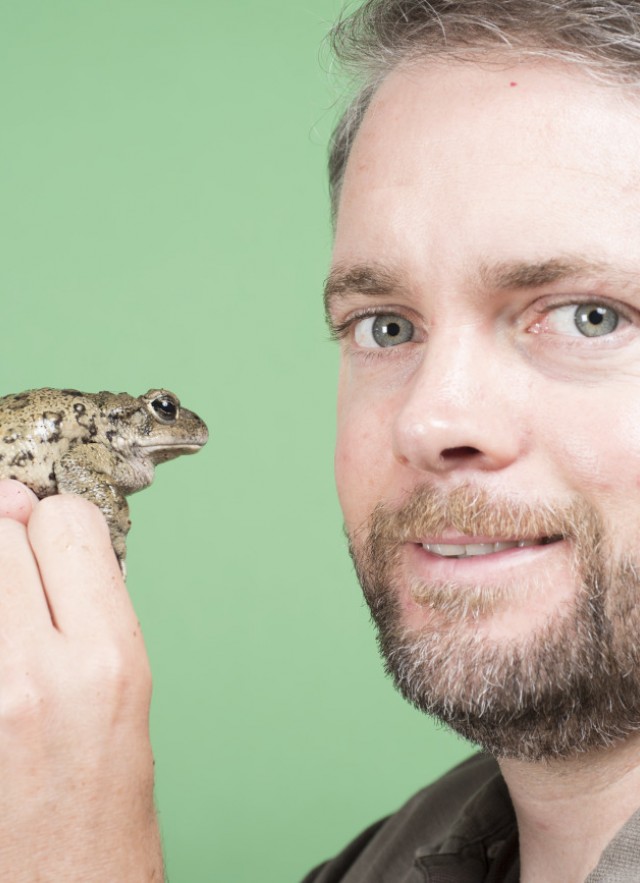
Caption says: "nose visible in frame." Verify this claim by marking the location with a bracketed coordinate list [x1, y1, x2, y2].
[392, 326, 524, 475]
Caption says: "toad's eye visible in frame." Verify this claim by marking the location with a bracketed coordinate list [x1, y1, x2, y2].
[354, 314, 415, 348]
[546, 303, 620, 338]
[150, 394, 179, 423]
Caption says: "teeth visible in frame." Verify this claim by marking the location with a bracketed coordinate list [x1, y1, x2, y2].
[423, 539, 547, 558]
[426, 543, 468, 557]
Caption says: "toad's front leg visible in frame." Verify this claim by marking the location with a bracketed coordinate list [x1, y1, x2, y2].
[55, 445, 132, 574]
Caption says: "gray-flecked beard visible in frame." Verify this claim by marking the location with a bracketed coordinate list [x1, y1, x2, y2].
[349, 484, 640, 761]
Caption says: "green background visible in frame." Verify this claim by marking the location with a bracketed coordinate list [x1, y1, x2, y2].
[0, 2, 472, 880]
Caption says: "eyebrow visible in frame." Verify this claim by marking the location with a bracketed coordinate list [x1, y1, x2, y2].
[479, 257, 611, 291]
[324, 255, 625, 321]
[323, 264, 406, 320]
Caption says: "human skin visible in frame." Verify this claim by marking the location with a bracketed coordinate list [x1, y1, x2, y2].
[0, 479, 162, 881]
[328, 60, 640, 882]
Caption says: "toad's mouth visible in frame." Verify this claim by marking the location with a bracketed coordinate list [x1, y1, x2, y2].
[421, 535, 563, 559]
[142, 442, 205, 454]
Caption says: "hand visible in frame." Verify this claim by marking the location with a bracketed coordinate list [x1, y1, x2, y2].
[0, 480, 163, 881]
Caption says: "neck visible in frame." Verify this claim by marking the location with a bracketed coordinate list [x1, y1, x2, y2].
[499, 734, 640, 883]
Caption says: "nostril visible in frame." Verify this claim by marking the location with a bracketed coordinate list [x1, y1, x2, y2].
[441, 446, 482, 461]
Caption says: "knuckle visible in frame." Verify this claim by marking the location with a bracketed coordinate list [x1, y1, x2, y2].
[84, 641, 152, 702]
[0, 675, 47, 729]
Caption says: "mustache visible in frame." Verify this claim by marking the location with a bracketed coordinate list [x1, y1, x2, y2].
[360, 484, 601, 548]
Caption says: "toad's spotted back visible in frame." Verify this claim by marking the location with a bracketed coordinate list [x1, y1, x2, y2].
[0, 388, 208, 572]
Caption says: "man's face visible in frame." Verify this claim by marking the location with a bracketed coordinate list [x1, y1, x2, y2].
[328, 60, 640, 759]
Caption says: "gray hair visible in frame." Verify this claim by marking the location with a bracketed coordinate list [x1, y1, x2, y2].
[328, 0, 640, 221]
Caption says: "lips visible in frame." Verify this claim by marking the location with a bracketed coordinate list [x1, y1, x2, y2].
[422, 535, 563, 559]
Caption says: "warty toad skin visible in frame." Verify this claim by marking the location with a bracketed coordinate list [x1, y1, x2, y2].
[0, 388, 208, 572]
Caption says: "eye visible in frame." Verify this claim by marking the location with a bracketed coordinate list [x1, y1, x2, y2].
[354, 314, 415, 348]
[150, 393, 180, 423]
[544, 303, 620, 338]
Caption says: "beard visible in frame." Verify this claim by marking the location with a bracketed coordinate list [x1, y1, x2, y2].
[349, 484, 640, 761]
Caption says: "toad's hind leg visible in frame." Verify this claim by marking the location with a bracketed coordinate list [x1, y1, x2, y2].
[55, 447, 131, 576]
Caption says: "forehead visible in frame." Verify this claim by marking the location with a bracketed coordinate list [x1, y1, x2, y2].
[333, 61, 640, 276]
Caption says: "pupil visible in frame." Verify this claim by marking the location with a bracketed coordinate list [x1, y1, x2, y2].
[588, 309, 604, 325]
[386, 322, 400, 337]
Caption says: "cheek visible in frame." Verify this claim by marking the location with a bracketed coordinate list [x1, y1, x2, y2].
[540, 383, 640, 500]
[335, 372, 396, 529]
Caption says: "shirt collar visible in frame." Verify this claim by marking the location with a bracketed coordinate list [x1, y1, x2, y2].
[413, 760, 518, 883]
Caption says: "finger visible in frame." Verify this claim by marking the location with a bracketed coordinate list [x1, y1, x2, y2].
[27, 495, 137, 636]
[0, 518, 55, 636]
[0, 480, 39, 525]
